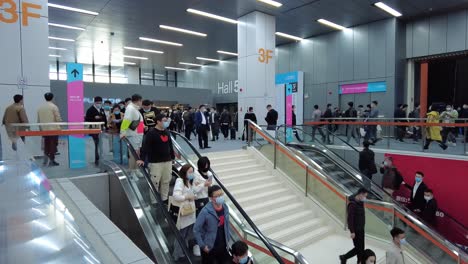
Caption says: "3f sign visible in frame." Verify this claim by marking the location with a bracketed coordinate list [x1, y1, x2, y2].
[0, 0, 42, 26]
[258, 48, 273, 64]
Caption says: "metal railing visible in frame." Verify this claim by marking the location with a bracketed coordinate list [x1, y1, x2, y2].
[245, 119, 468, 264]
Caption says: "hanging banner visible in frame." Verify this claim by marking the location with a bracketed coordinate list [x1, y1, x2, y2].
[339, 81, 387, 94]
[67, 63, 86, 169]
[275, 71, 304, 143]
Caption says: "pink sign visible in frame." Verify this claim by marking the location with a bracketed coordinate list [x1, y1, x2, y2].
[340, 83, 368, 94]
[67, 81, 84, 128]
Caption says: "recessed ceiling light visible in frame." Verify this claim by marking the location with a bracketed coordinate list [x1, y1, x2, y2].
[179, 62, 204, 67]
[49, 55, 61, 57]
[165, 66, 187, 71]
[257, 0, 282, 7]
[48, 36, 75, 42]
[48, 3, 99, 16]
[124, 47, 164, 54]
[317, 19, 347, 30]
[123, 62, 136, 65]
[196, 57, 221, 62]
[275, 32, 303, 41]
[49, 47, 67, 51]
[139, 37, 183, 47]
[123, 55, 148, 60]
[217, 50, 238, 56]
[160, 25, 207, 37]
[374, 2, 402, 17]
[187, 8, 238, 24]
[48, 23, 85, 31]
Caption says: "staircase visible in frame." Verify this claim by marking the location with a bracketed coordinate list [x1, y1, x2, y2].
[205, 149, 335, 253]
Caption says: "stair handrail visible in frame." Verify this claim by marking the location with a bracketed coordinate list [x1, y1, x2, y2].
[170, 131, 298, 264]
[247, 120, 468, 263]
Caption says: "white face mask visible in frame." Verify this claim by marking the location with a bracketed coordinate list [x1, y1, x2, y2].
[366, 260, 376, 264]
[424, 195, 432, 201]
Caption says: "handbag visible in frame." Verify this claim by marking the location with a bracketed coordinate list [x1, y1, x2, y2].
[179, 201, 195, 216]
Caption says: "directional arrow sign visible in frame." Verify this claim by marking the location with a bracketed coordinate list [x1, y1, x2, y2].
[67, 63, 83, 82]
[71, 69, 80, 78]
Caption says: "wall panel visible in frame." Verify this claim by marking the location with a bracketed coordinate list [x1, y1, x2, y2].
[353, 24, 369, 80]
[447, 10, 467, 52]
[429, 15, 448, 55]
[412, 18, 430, 57]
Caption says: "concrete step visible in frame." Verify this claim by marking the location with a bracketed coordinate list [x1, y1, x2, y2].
[209, 153, 252, 164]
[216, 164, 263, 175]
[205, 150, 247, 159]
[243, 195, 297, 215]
[259, 210, 313, 233]
[231, 181, 283, 197]
[212, 160, 259, 171]
[268, 218, 323, 242]
[237, 188, 290, 204]
[219, 169, 269, 181]
[222, 175, 277, 189]
[285, 226, 333, 250]
[251, 202, 304, 225]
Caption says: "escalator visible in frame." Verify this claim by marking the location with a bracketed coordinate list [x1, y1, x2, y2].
[99, 137, 290, 264]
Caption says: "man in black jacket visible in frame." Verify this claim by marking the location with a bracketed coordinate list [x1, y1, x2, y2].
[137, 114, 175, 202]
[243, 107, 257, 142]
[219, 108, 232, 139]
[344, 102, 359, 144]
[406, 171, 428, 213]
[421, 189, 438, 226]
[139, 99, 159, 133]
[85, 96, 107, 166]
[323, 103, 333, 144]
[340, 188, 368, 264]
[359, 141, 377, 189]
[265, 104, 278, 130]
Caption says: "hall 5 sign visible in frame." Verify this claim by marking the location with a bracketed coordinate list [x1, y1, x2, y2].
[0, 0, 42, 26]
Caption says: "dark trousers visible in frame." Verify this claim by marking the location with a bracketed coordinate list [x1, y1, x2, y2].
[91, 135, 99, 162]
[220, 124, 229, 139]
[201, 248, 231, 264]
[342, 229, 365, 262]
[396, 125, 405, 140]
[44, 136, 58, 161]
[311, 125, 326, 141]
[185, 124, 193, 139]
[198, 125, 209, 148]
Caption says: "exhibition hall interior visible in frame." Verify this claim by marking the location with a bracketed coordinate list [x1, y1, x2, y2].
[2, 0, 468, 263]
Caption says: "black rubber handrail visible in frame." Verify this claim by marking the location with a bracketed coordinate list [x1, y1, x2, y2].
[121, 137, 195, 264]
[170, 131, 286, 264]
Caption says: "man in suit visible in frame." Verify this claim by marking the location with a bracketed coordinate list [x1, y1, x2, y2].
[195, 104, 210, 150]
[358, 141, 377, 189]
[421, 189, 438, 226]
[265, 104, 278, 130]
[85, 96, 107, 166]
[407, 171, 428, 213]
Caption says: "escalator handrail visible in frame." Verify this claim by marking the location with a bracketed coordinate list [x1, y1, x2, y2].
[248, 121, 468, 261]
[121, 137, 195, 264]
[170, 131, 287, 264]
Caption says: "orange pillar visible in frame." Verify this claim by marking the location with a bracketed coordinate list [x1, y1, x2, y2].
[420, 62, 428, 118]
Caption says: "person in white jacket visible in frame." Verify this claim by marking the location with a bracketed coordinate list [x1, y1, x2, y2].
[191, 156, 213, 257]
[172, 164, 196, 261]
[386, 227, 406, 264]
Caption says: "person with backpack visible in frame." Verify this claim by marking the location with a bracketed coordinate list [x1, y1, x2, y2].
[380, 157, 403, 200]
[344, 102, 359, 145]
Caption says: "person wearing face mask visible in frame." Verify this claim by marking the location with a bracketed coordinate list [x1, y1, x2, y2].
[85, 96, 107, 166]
[118, 101, 126, 113]
[121, 94, 144, 169]
[421, 189, 438, 226]
[424, 105, 448, 150]
[380, 157, 403, 200]
[194, 185, 231, 264]
[231, 241, 253, 264]
[103, 100, 112, 119]
[340, 188, 368, 264]
[172, 164, 197, 261]
[405, 171, 428, 214]
[108, 105, 128, 164]
[440, 104, 459, 147]
[139, 99, 159, 133]
[195, 105, 211, 150]
[386, 228, 406, 264]
[362, 249, 376, 264]
[137, 114, 175, 203]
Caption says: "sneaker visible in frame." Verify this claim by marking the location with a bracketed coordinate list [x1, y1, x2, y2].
[49, 161, 60, 167]
[193, 245, 201, 257]
[441, 144, 448, 150]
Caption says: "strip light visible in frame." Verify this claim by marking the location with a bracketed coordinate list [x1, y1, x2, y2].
[160, 25, 207, 37]
[48, 23, 85, 31]
[374, 2, 402, 17]
[49, 55, 61, 57]
[123, 62, 136, 65]
[139, 37, 183, 47]
[187, 8, 238, 24]
[165, 66, 187, 71]
[179, 62, 204, 67]
[275, 32, 303, 41]
[49, 36, 75, 42]
[124, 47, 164, 54]
[123, 55, 148, 60]
[217, 50, 238, 56]
[49, 47, 67, 50]
[48, 3, 99, 16]
[196, 57, 221, 62]
[317, 19, 347, 30]
[257, 0, 282, 7]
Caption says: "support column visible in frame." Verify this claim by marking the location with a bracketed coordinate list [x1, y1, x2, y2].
[420, 62, 428, 118]
[0, 0, 50, 121]
[238, 12, 276, 127]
